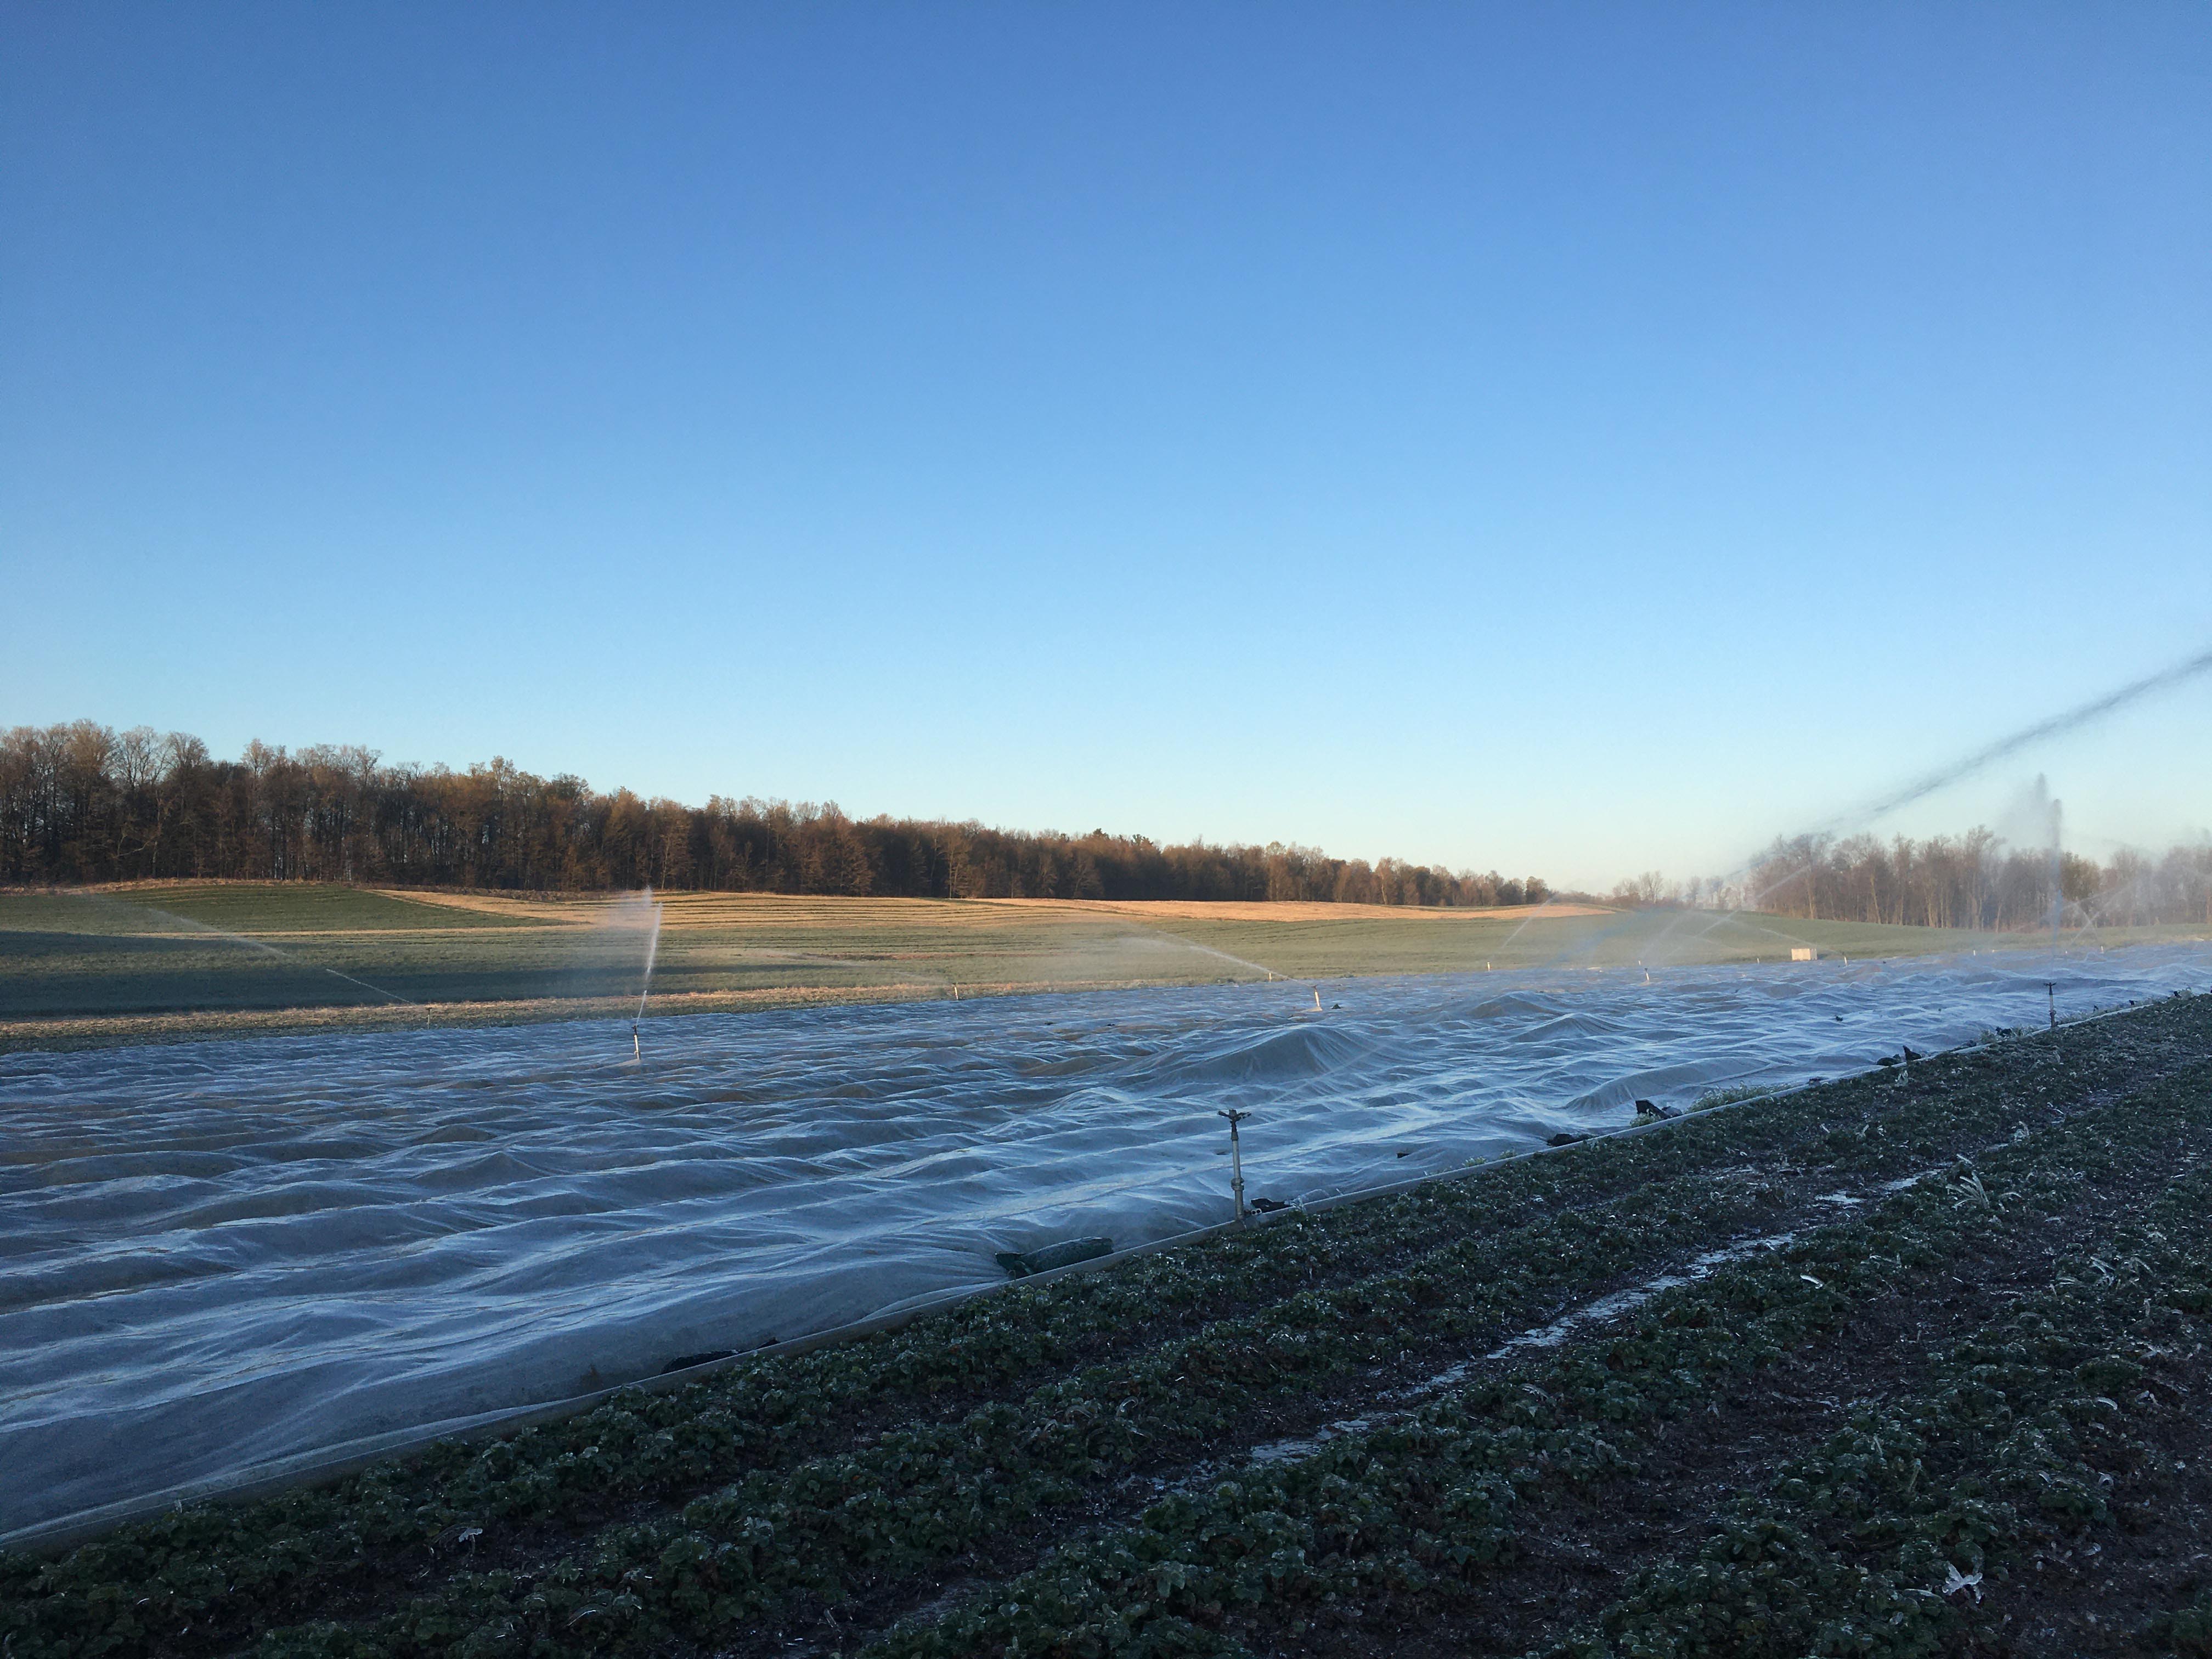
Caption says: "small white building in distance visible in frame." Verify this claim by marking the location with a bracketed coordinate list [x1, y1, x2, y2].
[1790, 946, 1818, 961]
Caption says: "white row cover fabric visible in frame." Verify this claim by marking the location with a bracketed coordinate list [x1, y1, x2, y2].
[3, 942, 2208, 1537]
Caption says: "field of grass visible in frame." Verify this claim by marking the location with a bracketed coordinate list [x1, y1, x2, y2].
[6, 994, 2210, 1656]
[1, 882, 2199, 1052]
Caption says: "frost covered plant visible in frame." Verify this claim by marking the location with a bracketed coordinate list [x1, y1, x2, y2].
[1951, 1169, 1997, 1214]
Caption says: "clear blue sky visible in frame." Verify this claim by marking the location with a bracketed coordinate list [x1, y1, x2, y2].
[4, 3, 2208, 889]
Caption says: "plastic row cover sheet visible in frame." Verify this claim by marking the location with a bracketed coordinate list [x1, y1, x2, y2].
[3, 942, 2209, 1536]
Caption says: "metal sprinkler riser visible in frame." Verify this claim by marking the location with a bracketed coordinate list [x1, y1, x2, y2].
[1218, 1108, 1251, 1222]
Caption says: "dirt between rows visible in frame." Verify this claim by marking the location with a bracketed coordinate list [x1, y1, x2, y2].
[748, 1103, 2211, 1659]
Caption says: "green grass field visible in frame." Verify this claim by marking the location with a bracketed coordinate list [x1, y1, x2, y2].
[0, 882, 2197, 1051]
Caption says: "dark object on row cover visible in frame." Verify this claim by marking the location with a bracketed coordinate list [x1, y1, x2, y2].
[1249, 1197, 1291, 1214]
[1547, 1131, 1591, 1147]
[996, 1236, 1115, 1278]
[659, 1332, 779, 1375]
[1633, 1098, 1680, 1121]
[661, 1349, 736, 1375]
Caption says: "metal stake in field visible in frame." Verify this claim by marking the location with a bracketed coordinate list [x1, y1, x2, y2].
[2046, 981, 2057, 1030]
[1218, 1108, 1251, 1222]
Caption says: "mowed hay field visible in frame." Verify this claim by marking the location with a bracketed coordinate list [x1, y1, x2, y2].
[1, 882, 2194, 1051]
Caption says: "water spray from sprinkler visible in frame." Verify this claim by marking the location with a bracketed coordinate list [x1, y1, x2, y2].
[1112, 919, 1324, 1009]
[628, 888, 663, 1061]
[1838, 641, 2212, 834]
[71, 890, 416, 1006]
[1649, 645, 2212, 960]
[1497, 894, 1571, 953]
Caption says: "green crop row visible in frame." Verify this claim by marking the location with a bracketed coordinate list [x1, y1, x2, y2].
[839, 1062, 2212, 1659]
[236, 1162, 1803, 1659]
[2151, 1588, 2212, 1658]
[1545, 1157, 2212, 1657]
[4, 997, 2205, 1659]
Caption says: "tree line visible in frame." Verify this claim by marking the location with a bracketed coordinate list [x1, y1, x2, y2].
[1615, 829, 2212, 931]
[0, 721, 1549, 907]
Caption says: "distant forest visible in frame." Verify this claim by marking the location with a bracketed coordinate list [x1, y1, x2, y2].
[0, 721, 1548, 906]
[9, 721, 2204, 925]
